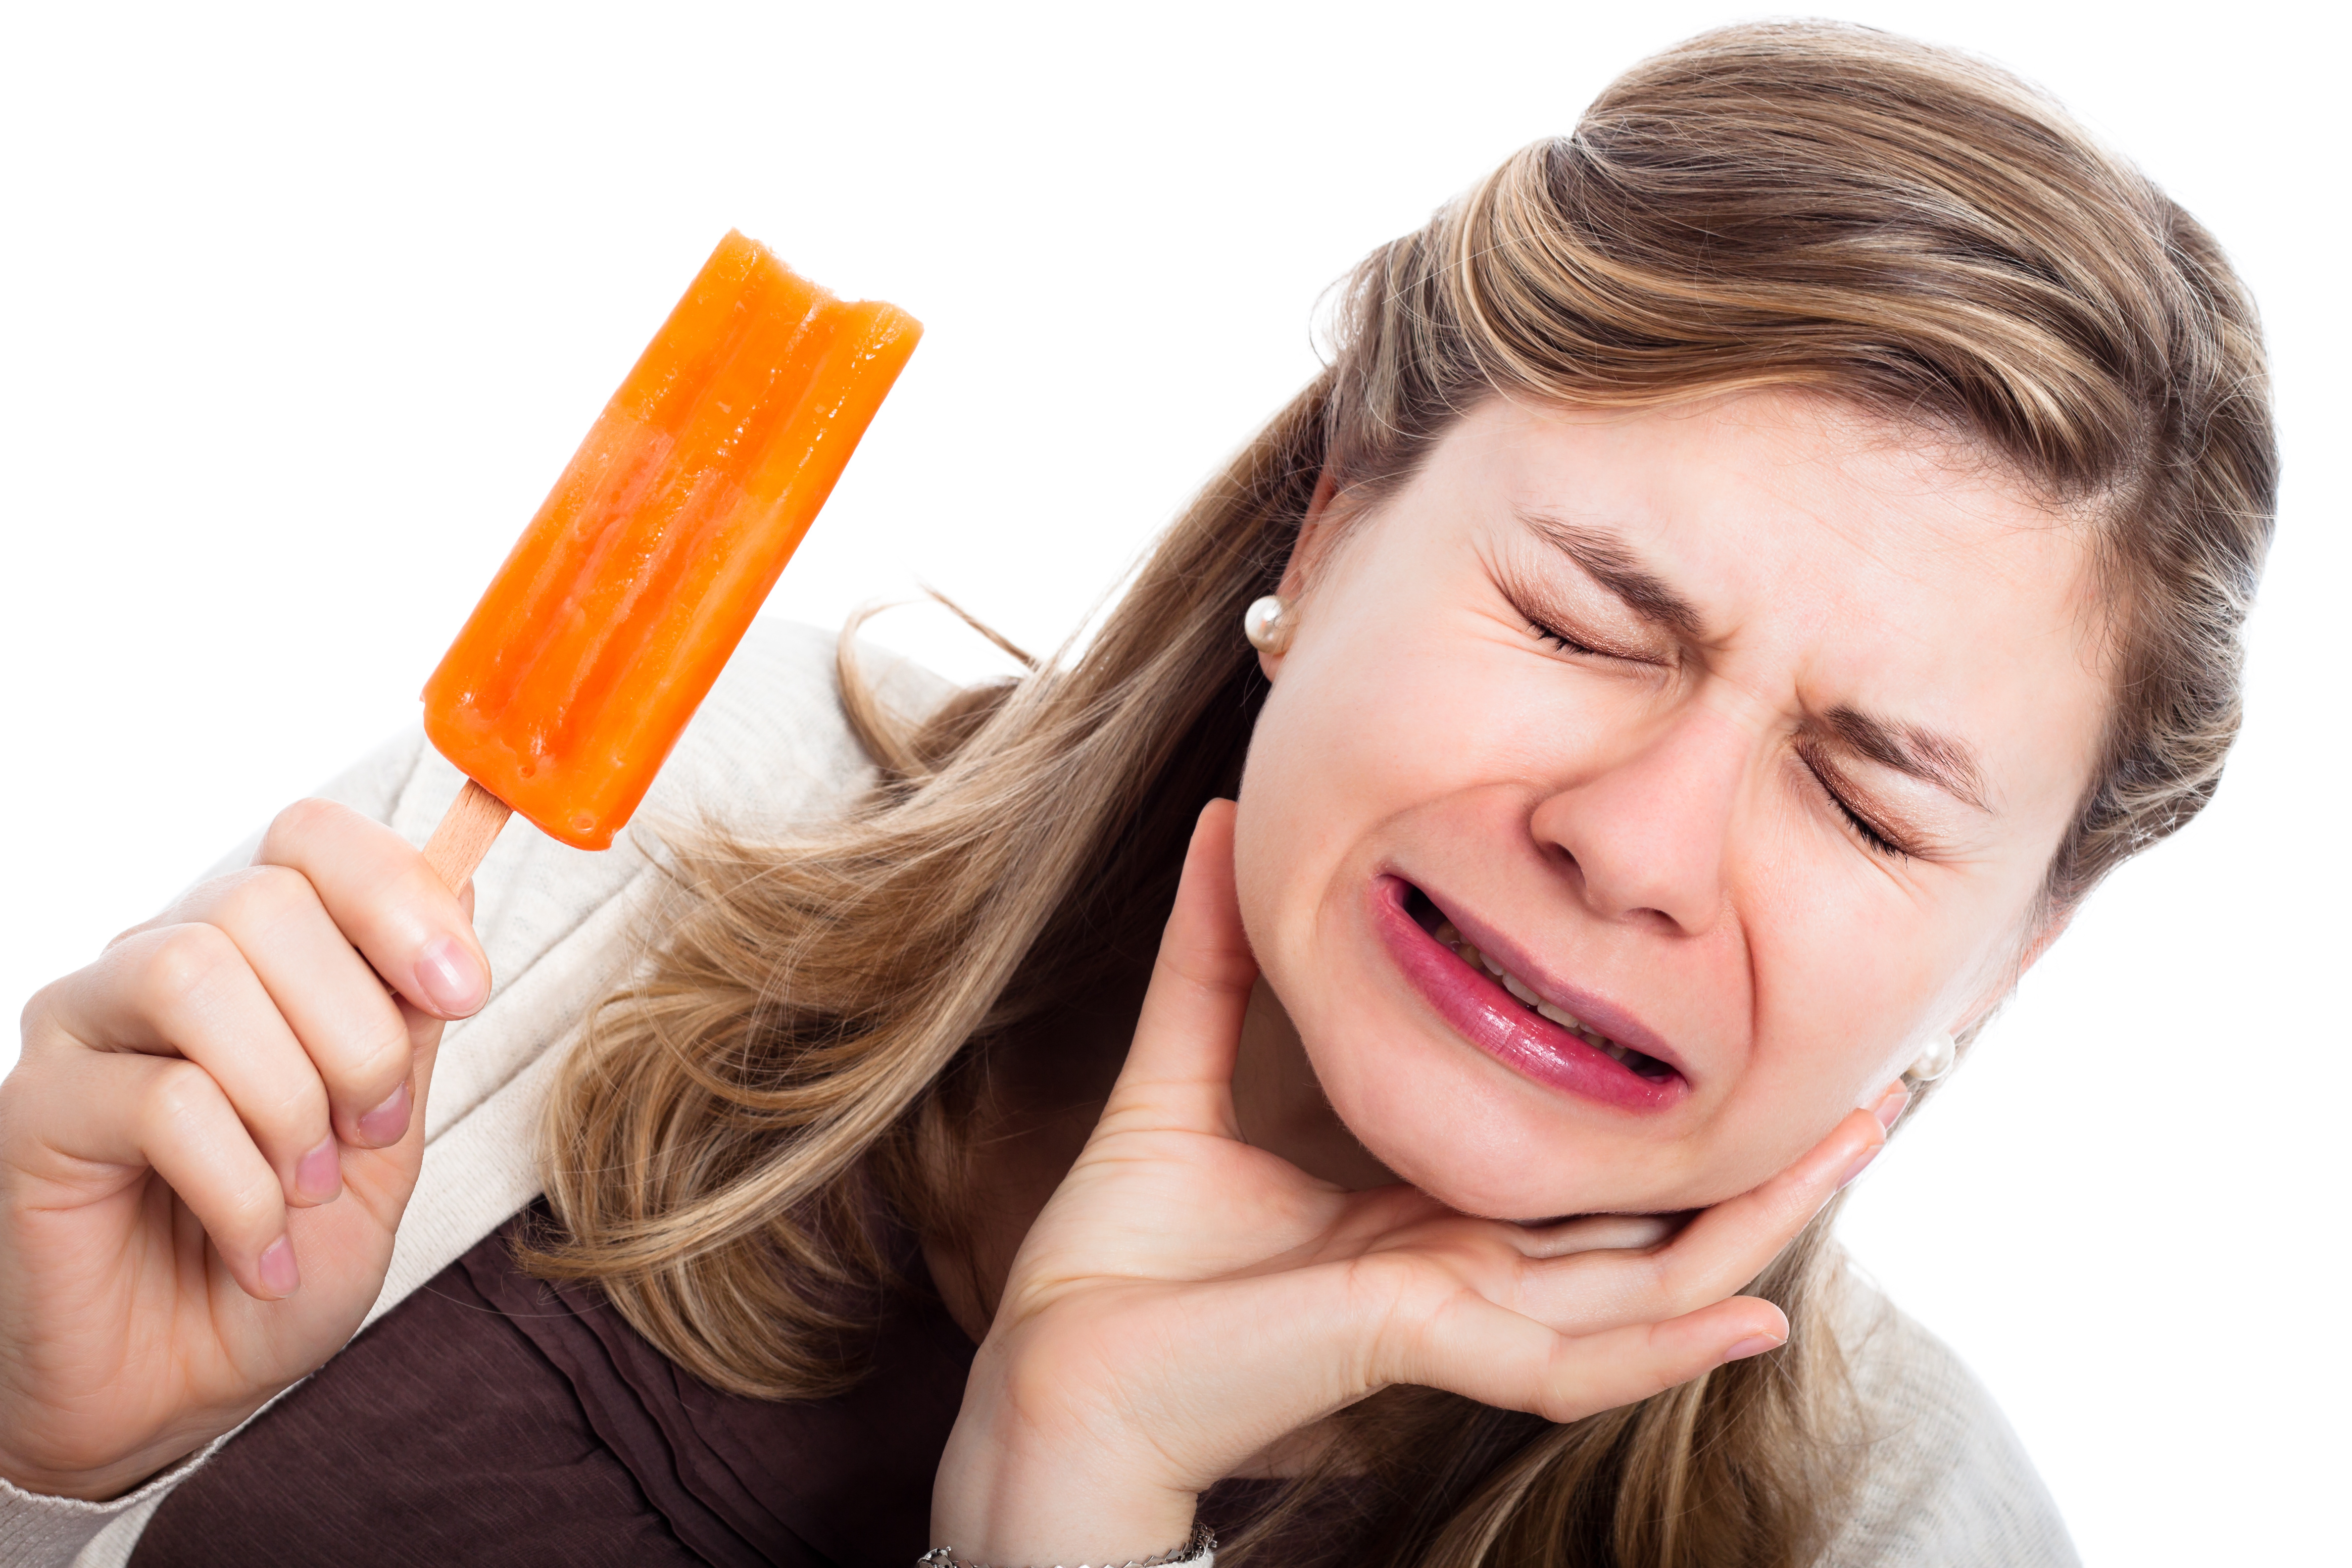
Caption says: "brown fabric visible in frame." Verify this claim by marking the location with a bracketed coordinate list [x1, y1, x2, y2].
[131, 1209, 1308, 1568]
[131, 1219, 715, 1567]
[461, 1207, 974, 1568]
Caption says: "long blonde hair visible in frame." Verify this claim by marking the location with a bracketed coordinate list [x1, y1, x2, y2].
[528, 22, 2275, 1567]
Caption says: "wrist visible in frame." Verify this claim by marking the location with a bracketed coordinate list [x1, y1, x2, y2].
[931, 1383, 1199, 1567]
[0, 1442, 171, 1505]
[0, 1404, 228, 1505]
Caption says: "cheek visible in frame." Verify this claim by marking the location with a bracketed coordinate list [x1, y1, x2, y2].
[1741, 830, 2006, 1110]
[1235, 633, 1509, 941]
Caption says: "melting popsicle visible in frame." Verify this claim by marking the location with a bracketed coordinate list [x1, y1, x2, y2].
[416, 231, 921, 885]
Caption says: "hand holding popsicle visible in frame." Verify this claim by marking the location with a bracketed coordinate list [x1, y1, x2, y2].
[0, 801, 481, 1500]
[0, 234, 917, 1499]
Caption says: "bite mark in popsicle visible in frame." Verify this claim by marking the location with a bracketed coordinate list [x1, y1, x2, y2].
[416, 231, 920, 885]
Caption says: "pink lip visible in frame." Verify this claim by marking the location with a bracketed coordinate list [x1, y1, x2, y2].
[1368, 876, 1688, 1113]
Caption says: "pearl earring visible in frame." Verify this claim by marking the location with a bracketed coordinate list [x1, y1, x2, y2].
[1242, 594, 1290, 652]
[1908, 1029, 1959, 1082]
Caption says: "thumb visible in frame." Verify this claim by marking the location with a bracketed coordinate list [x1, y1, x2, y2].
[1102, 799, 1257, 1138]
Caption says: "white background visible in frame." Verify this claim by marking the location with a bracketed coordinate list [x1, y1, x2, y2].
[3, 2, 2343, 1560]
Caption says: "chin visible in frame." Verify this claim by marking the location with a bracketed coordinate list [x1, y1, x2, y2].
[1383, 1136, 1732, 1222]
[1312, 1027, 1778, 1222]
[1311, 1063, 1630, 1220]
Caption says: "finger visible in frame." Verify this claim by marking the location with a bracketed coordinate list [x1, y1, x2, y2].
[1102, 800, 1256, 1138]
[32, 1049, 300, 1301]
[1511, 1212, 1683, 1259]
[168, 864, 419, 1152]
[1643, 1107, 1882, 1300]
[252, 797, 489, 1025]
[1515, 1108, 1882, 1330]
[42, 924, 343, 1206]
[1388, 1286, 1788, 1425]
[1353, 1207, 1676, 1271]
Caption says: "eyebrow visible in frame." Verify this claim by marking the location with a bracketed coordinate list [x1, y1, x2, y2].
[1824, 707, 1994, 814]
[1519, 511, 1709, 642]
[1516, 510, 1995, 815]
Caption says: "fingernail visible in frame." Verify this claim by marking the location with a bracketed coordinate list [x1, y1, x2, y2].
[295, 1137, 342, 1204]
[1871, 1084, 1911, 1133]
[357, 1080, 412, 1146]
[258, 1236, 301, 1298]
[415, 935, 487, 1016]
[1722, 1334, 1784, 1364]
[1836, 1140, 1882, 1190]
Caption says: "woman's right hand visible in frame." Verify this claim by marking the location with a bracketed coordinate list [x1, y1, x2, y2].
[932, 800, 1893, 1565]
[0, 799, 489, 1501]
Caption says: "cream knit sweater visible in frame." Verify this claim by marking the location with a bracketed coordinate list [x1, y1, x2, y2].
[0, 622, 2080, 1568]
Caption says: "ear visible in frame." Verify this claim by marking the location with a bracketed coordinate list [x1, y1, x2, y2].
[1261, 469, 1345, 681]
[1281, 469, 1341, 587]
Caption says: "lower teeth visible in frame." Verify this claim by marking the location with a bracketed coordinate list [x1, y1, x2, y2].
[1433, 926, 1666, 1077]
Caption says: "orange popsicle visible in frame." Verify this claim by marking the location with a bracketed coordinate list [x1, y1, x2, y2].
[419, 231, 920, 867]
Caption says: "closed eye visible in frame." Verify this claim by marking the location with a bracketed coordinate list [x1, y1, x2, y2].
[1495, 558, 1672, 667]
[1801, 751, 1915, 860]
[1528, 616, 1606, 657]
[1519, 609, 1667, 667]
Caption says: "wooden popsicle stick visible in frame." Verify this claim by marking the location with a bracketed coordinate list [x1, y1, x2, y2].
[421, 779, 514, 893]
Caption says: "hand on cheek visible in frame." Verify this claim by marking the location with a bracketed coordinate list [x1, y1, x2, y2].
[930, 801, 1889, 1567]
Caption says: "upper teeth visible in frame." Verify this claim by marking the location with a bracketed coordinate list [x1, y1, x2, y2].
[1433, 921, 1647, 1070]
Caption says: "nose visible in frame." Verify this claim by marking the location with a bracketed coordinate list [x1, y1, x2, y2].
[1527, 703, 1748, 937]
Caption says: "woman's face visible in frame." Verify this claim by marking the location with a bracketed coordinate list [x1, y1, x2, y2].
[1231, 390, 2108, 1219]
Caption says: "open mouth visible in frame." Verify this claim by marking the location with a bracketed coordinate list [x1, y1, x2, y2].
[1371, 877, 1688, 1112]
[1406, 887, 1677, 1080]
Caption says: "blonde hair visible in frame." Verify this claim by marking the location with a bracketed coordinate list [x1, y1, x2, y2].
[528, 21, 2275, 1567]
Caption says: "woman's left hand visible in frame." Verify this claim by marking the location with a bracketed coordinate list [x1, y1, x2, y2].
[929, 800, 1886, 1565]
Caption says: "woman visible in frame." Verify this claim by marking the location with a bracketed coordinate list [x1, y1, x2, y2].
[0, 21, 2273, 1568]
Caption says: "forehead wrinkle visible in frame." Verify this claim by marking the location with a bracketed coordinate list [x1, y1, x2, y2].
[1515, 509, 1708, 641]
[1823, 705, 1995, 814]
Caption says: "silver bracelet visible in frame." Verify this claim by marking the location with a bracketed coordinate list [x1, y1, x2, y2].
[918, 1523, 1216, 1568]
